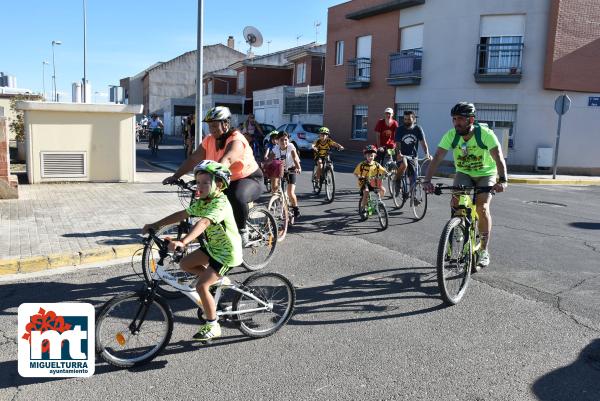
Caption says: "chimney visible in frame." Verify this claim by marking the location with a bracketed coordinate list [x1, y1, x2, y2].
[227, 36, 235, 49]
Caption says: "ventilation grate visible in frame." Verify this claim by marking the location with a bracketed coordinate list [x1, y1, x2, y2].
[41, 152, 87, 178]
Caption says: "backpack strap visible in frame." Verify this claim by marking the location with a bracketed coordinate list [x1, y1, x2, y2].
[450, 124, 488, 150]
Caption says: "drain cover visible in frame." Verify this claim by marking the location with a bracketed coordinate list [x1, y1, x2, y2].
[524, 200, 567, 207]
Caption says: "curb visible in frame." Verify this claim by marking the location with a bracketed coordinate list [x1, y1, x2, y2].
[508, 178, 600, 185]
[0, 243, 144, 276]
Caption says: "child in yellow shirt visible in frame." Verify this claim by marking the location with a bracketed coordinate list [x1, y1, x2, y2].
[312, 126, 344, 183]
[354, 145, 387, 211]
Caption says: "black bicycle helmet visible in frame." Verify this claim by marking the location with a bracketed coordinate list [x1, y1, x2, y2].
[450, 102, 476, 117]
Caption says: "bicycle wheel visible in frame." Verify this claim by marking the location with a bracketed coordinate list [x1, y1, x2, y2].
[391, 175, 408, 209]
[376, 201, 389, 230]
[242, 207, 278, 271]
[233, 272, 295, 338]
[411, 181, 428, 221]
[142, 222, 196, 299]
[96, 292, 173, 368]
[387, 172, 396, 200]
[436, 217, 472, 305]
[312, 165, 321, 194]
[420, 158, 431, 178]
[324, 168, 335, 203]
[358, 198, 368, 221]
[267, 194, 289, 242]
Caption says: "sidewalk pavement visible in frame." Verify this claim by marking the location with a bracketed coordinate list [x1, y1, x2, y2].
[1, 158, 599, 277]
[0, 171, 184, 276]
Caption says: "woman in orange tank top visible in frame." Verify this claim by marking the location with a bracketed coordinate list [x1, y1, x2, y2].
[163, 106, 264, 232]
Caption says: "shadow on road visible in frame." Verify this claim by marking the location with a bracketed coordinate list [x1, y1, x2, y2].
[531, 338, 600, 401]
[62, 229, 142, 245]
[290, 266, 445, 326]
[569, 222, 600, 230]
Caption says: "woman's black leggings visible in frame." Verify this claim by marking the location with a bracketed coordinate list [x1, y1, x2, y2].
[224, 168, 264, 230]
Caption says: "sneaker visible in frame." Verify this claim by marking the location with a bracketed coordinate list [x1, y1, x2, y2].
[478, 249, 490, 268]
[193, 322, 221, 341]
[292, 207, 300, 218]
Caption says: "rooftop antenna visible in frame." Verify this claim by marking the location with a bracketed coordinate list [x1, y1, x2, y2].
[296, 34, 302, 46]
[243, 26, 263, 58]
[314, 21, 321, 44]
[267, 40, 272, 54]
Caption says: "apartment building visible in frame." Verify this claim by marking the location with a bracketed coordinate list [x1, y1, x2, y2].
[324, 0, 600, 173]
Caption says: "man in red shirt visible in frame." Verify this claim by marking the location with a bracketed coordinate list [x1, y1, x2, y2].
[374, 107, 399, 165]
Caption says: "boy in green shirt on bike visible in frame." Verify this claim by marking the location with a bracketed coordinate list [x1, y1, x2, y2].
[143, 160, 242, 341]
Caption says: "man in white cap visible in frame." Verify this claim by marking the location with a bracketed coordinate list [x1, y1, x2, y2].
[374, 107, 399, 165]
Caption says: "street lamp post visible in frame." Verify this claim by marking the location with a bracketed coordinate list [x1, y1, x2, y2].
[42, 61, 49, 100]
[83, 0, 87, 103]
[51, 40, 62, 102]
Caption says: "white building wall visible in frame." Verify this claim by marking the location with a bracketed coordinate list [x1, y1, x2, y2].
[395, 0, 600, 171]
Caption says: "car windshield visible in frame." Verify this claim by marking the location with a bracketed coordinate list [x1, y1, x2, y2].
[261, 124, 275, 132]
[302, 124, 321, 134]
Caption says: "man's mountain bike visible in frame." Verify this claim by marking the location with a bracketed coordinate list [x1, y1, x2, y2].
[433, 184, 494, 305]
[389, 156, 429, 220]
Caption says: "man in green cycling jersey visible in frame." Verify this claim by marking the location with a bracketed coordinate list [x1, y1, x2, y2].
[423, 102, 507, 268]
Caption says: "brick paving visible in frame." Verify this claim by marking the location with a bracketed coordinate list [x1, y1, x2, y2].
[0, 172, 182, 261]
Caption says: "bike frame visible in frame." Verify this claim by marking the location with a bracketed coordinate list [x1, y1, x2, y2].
[147, 234, 273, 318]
[453, 191, 481, 255]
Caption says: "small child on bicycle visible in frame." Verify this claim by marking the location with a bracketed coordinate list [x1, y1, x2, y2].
[142, 160, 242, 342]
[312, 126, 344, 183]
[354, 145, 387, 211]
[263, 130, 279, 161]
[269, 131, 302, 219]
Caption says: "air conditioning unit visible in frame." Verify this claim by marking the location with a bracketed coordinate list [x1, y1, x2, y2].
[536, 147, 553, 171]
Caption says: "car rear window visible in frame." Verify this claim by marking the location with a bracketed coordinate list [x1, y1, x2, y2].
[302, 124, 321, 134]
[286, 124, 297, 132]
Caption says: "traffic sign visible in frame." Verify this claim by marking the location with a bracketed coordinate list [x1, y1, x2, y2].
[554, 94, 571, 115]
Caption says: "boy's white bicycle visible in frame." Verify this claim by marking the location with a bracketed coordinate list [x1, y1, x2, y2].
[95, 229, 295, 368]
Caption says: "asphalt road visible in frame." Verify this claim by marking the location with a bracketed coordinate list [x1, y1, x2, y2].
[1, 139, 599, 400]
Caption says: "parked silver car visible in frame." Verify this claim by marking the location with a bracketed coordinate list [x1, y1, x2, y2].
[274, 122, 321, 154]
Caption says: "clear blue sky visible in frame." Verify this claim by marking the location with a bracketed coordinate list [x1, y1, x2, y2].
[2, 0, 344, 102]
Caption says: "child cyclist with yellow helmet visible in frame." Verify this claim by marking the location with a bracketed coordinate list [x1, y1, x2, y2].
[143, 160, 242, 342]
[354, 145, 387, 212]
[312, 126, 344, 183]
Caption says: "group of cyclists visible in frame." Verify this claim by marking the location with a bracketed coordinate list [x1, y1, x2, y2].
[144, 101, 507, 341]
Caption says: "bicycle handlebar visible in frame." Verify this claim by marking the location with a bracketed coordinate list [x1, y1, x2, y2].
[433, 184, 495, 196]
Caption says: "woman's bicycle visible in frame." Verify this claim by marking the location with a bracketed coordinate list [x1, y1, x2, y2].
[433, 184, 494, 305]
[389, 156, 429, 220]
[357, 176, 389, 230]
[142, 180, 277, 298]
[267, 170, 296, 242]
[311, 151, 339, 203]
[96, 229, 295, 368]
[149, 128, 163, 156]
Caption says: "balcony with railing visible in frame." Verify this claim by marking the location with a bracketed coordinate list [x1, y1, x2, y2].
[345, 58, 371, 89]
[387, 49, 422, 86]
[474, 42, 524, 83]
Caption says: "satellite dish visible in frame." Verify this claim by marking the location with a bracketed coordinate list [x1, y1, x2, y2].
[243, 26, 263, 48]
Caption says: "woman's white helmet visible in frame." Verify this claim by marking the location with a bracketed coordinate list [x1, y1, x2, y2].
[384, 107, 394, 115]
[203, 106, 232, 122]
